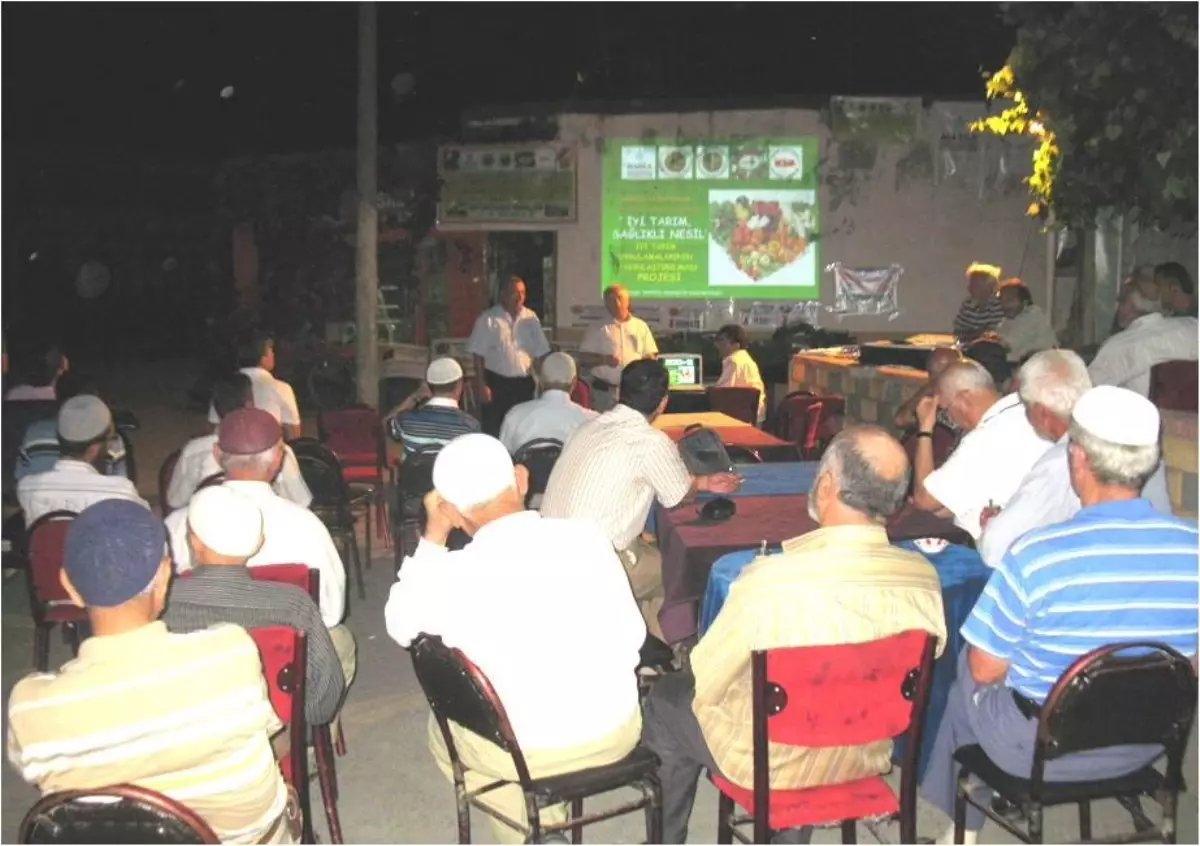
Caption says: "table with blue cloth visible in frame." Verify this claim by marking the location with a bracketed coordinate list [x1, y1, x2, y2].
[645, 462, 819, 536]
[698, 540, 990, 780]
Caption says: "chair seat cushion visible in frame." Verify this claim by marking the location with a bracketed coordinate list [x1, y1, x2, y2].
[953, 744, 1168, 805]
[340, 464, 381, 482]
[711, 773, 898, 829]
[530, 746, 660, 806]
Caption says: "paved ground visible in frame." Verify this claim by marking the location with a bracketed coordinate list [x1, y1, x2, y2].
[2, 359, 1195, 843]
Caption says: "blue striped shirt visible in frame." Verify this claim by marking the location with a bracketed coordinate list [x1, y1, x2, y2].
[388, 401, 479, 454]
[962, 498, 1199, 702]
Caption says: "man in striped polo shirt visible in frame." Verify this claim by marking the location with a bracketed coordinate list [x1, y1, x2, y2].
[952, 263, 1005, 343]
[7, 500, 296, 843]
[386, 357, 480, 456]
[920, 386, 1199, 845]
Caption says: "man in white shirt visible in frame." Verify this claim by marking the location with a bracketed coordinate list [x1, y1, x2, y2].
[912, 361, 1052, 540]
[5, 345, 68, 401]
[498, 352, 597, 453]
[541, 360, 740, 641]
[18, 395, 148, 525]
[713, 324, 767, 423]
[208, 331, 302, 440]
[166, 408, 355, 681]
[978, 350, 1173, 567]
[467, 276, 551, 437]
[386, 434, 644, 844]
[579, 283, 658, 412]
[1088, 285, 1199, 396]
[168, 373, 311, 512]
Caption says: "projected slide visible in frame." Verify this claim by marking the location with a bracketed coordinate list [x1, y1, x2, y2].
[601, 139, 820, 300]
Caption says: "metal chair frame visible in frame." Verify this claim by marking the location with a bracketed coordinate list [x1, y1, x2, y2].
[25, 510, 84, 671]
[18, 783, 219, 844]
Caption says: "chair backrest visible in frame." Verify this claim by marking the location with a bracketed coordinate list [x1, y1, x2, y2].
[1034, 642, 1197, 787]
[1149, 360, 1199, 412]
[512, 438, 563, 503]
[570, 379, 591, 410]
[399, 446, 441, 500]
[19, 784, 219, 844]
[158, 449, 183, 518]
[289, 438, 349, 508]
[247, 626, 309, 788]
[801, 396, 846, 457]
[409, 634, 533, 784]
[771, 391, 820, 443]
[317, 405, 383, 466]
[706, 386, 760, 426]
[249, 563, 320, 605]
[195, 472, 225, 492]
[900, 423, 960, 487]
[27, 511, 78, 606]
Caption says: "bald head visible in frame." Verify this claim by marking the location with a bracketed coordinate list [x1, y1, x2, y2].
[809, 425, 910, 525]
[927, 347, 962, 379]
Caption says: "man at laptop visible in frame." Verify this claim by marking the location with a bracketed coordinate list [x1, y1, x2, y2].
[579, 283, 658, 411]
[713, 324, 766, 424]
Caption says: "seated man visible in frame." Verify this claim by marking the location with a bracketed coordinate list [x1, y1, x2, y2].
[979, 350, 1173, 567]
[498, 351, 596, 453]
[920, 386, 1199, 845]
[209, 330, 302, 440]
[995, 278, 1057, 364]
[17, 395, 147, 525]
[912, 361, 1051, 539]
[1088, 283, 1198, 396]
[540, 359, 740, 642]
[1156, 261, 1197, 318]
[385, 434, 644, 844]
[14, 370, 129, 482]
[893, 346, 963, 431]
[167, 372, 311, 511]
[642, 426, 947, 843]
[7, 500, 296, 843]
[712, 324, 767, 424]
[5, 344, 67, 401]
[385, 357, 480, 456]
[166, 408, 355, 683]
[952, 263, 1005, 343]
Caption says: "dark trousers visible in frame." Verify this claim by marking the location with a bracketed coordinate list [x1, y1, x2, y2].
[642, 669, 811, 844]
[481, 370, 535, 437]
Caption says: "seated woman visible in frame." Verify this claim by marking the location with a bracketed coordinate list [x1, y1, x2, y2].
[996, 278, 1057, 364]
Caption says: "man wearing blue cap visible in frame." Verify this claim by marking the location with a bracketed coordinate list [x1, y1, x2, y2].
[7, 500, 297, 843]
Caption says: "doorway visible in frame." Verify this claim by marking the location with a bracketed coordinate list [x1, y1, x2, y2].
[486, 232, 557, 325]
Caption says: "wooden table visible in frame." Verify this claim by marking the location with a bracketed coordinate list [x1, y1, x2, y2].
[654, 412, 746, 430]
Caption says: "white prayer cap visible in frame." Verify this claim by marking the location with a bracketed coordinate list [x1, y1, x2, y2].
[426, 357, 464, 386]
[433, 433, 516, 509]
[187, 486, 264, 558]
[541, 352, 577, 385]
[1072, 385, 1160, 447]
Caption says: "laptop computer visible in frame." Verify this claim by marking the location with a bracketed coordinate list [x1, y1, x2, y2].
[661, 353, 706, 392]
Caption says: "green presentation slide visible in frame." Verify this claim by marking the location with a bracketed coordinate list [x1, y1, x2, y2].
[601, 138, 820, 300]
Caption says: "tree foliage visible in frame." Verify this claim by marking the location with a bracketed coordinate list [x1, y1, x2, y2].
[974, 3, 1197, 230]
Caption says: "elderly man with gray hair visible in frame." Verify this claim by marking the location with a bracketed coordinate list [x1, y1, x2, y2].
[579, 283, 659, 411]
[978, 350, 1174, 567]
[497, 351, 597, 454]
[920, 386, 1199, 844]
[1089, 279, 1199, 397]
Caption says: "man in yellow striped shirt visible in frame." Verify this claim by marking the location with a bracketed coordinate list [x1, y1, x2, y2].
[6, 500, 294, 844]
[642, 426, 947, 843]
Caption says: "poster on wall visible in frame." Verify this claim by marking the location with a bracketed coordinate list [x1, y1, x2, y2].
[828, 263, 903, 320]
[438, 144, 576, 223]
[600, 138, 821, 301]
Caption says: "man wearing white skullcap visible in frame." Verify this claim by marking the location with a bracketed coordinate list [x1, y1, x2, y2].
[497, 351, 597, 454]
[385, 356, 480, 456]
[386, 433, 645, 844]
[921, 384, 1198, 844]
[163, 487, 346, 728]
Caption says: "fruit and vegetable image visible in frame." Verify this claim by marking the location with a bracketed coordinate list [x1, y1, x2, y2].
[709, 193, 816, 282]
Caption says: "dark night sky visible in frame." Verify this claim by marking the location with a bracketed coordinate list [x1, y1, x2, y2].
[3, 2, 1015, 158]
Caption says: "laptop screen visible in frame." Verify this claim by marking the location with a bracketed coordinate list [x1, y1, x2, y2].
[661, 353, 702, 388]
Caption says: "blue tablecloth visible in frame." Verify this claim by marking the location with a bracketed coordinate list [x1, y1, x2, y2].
[698, 539, 990, 780]
[646, 462, 819, 534]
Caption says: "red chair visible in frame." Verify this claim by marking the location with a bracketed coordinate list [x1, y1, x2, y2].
[799, 397, 846, 460]
[771, 391, 818, 443]
[26, 511, 85, 671]
[1149, 360, 1198, 412]
[317, 406, 391, 559]
[570, 378, 592, 410]
[900, 424, 961, 485]
[158, 448, 183, 518]
[707, 387, 761, 427]
[713, 630, 937, 844]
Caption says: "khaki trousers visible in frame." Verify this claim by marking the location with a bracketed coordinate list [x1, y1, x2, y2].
[620, 537, 666, 642]
[427, 709, 643, 844]
[329, 624, 357, 687]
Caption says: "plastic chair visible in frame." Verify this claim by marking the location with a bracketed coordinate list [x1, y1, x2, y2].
[247, 625, 314, 844]
[19, 784, 219, 844]
[1149, 360, 1198, 413]
[570, 379, 592, 410]
[511, 438, 563, 509]
[195, 472, 225, 492]
[26, 510, 85, 671]
[158, 449, 182, 518]
[707, 387, 761, 427]
[317, 405, 391, 557]
[289, 438, 366, 601]
[952, 642, 1198, 844]
[394, 446, 441, 566]
[713, 630, 937, 844]
[409, 634, 663, 843]
[799, 397, 846, 460]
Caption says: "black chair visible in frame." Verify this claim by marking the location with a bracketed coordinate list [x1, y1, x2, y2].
[289, 437, 366, 601]
[19, 784, 219, 844]
[512, 438, 563, 509]
[953, 642, 1198, 844]
[394, 446, 442, 567]
[409, 634, 663, 844]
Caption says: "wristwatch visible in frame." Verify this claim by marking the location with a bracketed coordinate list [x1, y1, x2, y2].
[917, 431, 935, 439]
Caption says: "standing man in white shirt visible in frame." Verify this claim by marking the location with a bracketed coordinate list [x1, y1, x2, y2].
[467, 276, 551, 437]
[386, 434, 644, 844]
[498, 352, 597, 454]
[911, 361, 1052, 540]
[208, 330, 302, 440]
[713, 324, 767, 423]
[579, 283, 659, 412]
[17, 395, 148, 525]
[1088, 285, 1198, 397]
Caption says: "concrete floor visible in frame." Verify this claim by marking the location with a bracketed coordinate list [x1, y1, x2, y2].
[2, 358, 1196, 844]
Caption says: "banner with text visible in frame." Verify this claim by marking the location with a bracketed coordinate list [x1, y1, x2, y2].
[601, 138, 821, 301]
